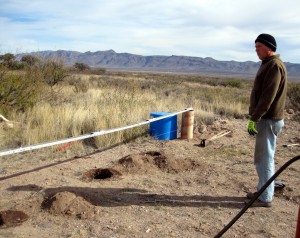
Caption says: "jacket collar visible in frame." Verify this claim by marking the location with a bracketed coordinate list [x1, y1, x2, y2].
[262, 54, 280, 63]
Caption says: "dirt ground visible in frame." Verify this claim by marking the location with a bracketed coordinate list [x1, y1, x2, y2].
[0, 112, 299, 238]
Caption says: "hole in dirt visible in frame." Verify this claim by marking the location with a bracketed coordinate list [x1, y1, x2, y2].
[82, 168, 122, 181]
[145, 151, 162, 156]
[94, 169, 113, 179]
[0, 210, 29, 228]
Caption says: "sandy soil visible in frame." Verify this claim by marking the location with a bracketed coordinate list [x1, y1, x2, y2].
[0, 113, 299, 238]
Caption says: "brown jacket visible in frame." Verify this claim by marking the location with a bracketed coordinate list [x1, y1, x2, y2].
[249, 54, 287, 121]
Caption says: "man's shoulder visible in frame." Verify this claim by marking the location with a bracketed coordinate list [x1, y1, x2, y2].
[273, 54, 285, 64]
[266, 55, 286, 68]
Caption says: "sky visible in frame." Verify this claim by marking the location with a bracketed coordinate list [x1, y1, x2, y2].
[1, 0, 300, 63]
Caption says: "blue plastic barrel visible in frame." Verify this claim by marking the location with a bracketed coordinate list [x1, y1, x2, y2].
[149, 112, 177, 140]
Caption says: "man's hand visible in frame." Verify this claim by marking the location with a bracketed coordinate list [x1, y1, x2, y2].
[248, 120, 258, 136]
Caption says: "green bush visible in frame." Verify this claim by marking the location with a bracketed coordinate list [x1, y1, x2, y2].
[41, 59, 68, 87]
[0, 55, 73, 116]
[0, 65, 42, 114]
[74, 62, 90, 72]
[21, 55, 40, 67]
[0, 53, 25, 70]
[0, 53, 16, 68]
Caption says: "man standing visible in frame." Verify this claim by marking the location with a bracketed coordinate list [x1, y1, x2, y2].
[247, 33, 287, 207]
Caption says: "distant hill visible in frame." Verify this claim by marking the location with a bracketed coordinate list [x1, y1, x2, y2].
[17, 50, 300, 80]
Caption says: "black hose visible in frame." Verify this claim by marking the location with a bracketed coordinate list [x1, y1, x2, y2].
[215, 155, 300, 238]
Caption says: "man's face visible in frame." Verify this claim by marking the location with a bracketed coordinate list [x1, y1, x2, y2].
[255, 42, 273, 60]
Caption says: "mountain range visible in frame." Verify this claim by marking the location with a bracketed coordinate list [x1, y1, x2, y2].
[18, 50, 300, 80]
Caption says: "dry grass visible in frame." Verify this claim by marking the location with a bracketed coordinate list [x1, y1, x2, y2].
[0, 71, 251, 152]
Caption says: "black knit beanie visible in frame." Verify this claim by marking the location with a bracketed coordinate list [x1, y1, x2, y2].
[255, 33, 277, 52]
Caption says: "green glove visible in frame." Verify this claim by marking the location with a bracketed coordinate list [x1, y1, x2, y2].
[247, 120, 258, 136]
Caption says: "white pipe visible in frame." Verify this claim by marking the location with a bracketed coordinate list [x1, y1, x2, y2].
[0, 107, 193, 157]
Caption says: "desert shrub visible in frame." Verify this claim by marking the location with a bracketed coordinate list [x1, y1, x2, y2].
[88, 75, 103, 88]
[41, 59, 68, 87]
[0, 53, 16, 68]
[0, 65, 43, 114]
[74, 62, 90, 72]
[0, 53, 25, 70]
[194, 76, 224, 86]
[68, 75, 89, 93]
[68, 65, 106, 75]
[21, 55, 40, 67]
[222, 79, 243, 88]
[91, 67, 106, 75]
[287, 82, 300, 110]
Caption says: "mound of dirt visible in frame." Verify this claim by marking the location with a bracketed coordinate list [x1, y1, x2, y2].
[115, 150, 201, 174]
[42, 192, 96, 219]
[0, 210, 29, 228]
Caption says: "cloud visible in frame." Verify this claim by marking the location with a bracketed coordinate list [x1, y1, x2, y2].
[0, 0, 299, 62]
